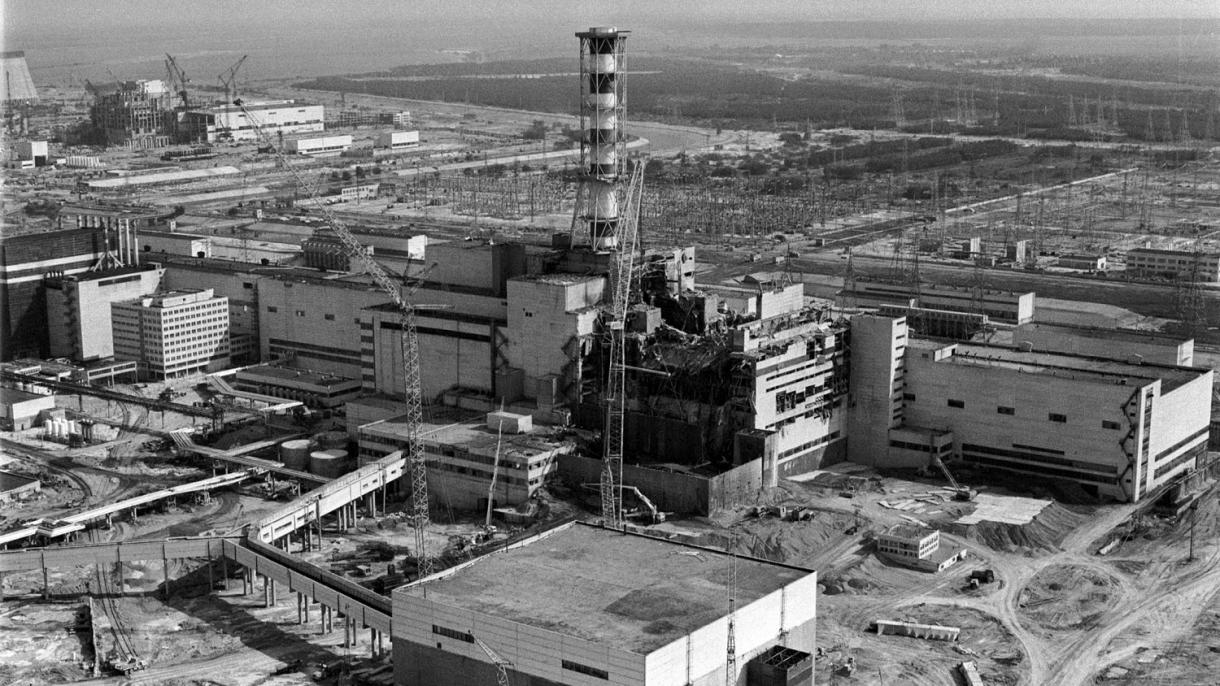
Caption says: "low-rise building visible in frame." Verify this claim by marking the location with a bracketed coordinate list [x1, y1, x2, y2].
[1013, 322, 1193, 366]
[232, 365, 362, 409]
[1125, 248, 1220, 282]
[0, 387, 56, 430]
[357, 410, 571, 510]
[375, 130, 419, 151]
[286, 134, 352, 157]
[1056, 254, 1107, 271]
[111, 289, 231, 379]
[392, 521, 817, 686]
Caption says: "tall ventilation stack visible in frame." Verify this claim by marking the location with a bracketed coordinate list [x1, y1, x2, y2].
[575, 27, 628, 251]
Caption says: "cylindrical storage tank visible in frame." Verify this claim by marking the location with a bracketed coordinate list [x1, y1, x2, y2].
[310, 449, 348, 479]
[315, 431, 347, 451]
[55, 419, 69, 438]
[68, 420, 79, 435]
[43, 418, 54, 436]
[280, 439, 312, 471]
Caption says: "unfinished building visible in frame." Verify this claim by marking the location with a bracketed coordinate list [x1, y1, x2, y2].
[392, 521, 817, 686]
[88, 79, 174, 148]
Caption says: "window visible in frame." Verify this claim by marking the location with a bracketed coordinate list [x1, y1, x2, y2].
[1049, 413, 1067, 423]
[947, 399, 965, 409]
[997, 406, 1015, 416]
[1102, 420, 1121, 430]
[267, 306, 278, 313]
[295, 310, 306, 317]
[324, 314, 335, 321]
[431, 625, 473, 643]
[562, 660, 608, 680]
[902, 393, 916, 401]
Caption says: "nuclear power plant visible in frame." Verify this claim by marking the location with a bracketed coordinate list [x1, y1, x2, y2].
[3, 13, 1220, 686]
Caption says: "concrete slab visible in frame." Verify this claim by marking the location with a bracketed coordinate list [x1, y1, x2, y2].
[954, 493, 1052, 526]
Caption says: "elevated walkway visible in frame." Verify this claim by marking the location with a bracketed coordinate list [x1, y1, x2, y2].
[0, 470, 257, 547]
[254, 450, 406, 543]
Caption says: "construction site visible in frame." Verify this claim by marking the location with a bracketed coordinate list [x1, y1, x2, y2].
[4, 12, 1220, 686]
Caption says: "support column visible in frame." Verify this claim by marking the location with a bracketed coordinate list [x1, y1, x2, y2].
[221, 556, 228, 591]
[315, 501, 323, 547]
[370, 628, 376, 657]
[42, 566, 49, 599]
[344, 616, 350, 648]
[263, 576, 270, 607]
[297, 593, 303, 624]
[241, 568, 248, 595]
[206, 555, 213, 592]
[304, 595, 311, 622]
[269, 579, 277, 606]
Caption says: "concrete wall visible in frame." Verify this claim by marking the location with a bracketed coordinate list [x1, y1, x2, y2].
[505, 277, 604, 405]
[394, 595, 646, 686]
[903, 348, 1145, 500]
[46, 268, 164, 361]
[259, 277, 390, 377]
[1148, 370, 1213, 490]
[364, 308, 496, 400]
[556, 454, 771, 516]
[846, 315, 906, 467]
[140, 232, 212, 258]
[428, 242, 526, 297]
[645, 572, 818, 686]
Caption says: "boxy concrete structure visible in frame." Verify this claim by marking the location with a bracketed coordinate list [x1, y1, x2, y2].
[392, 522, 817, 686]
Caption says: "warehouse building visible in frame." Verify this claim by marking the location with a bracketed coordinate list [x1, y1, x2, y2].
[375, 130, 420, 151]
[0, 387, 56, 431]
[286, 134, 353, 157]
[393, 521, 817, 686]
[112, 289, 231, 379]
[232, 364, 362, 409]
[181, 101, 325, 142]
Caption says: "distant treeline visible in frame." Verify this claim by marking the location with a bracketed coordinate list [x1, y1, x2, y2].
[298, 56, 1216, 142]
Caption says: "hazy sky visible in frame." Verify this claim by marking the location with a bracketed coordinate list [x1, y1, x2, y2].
[6, 0, 1219, 34]
[4, 0, 1217, 83]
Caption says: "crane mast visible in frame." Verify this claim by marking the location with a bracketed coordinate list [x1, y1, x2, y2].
[600, 161, 645, 528]
[231, 99, 433, 578]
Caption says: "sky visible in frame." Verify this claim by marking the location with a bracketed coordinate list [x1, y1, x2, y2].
[3, 1, 1217, 83]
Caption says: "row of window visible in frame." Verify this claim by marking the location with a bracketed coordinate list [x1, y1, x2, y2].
[941, 398, 1123, 429]
[428, 625, 612, 682]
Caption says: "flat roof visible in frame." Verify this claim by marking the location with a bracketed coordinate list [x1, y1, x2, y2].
[0, 387, 50, 405]
[913, 340, 1205, 392]
[1129, 247, 1220, 257]
[235, 365, 359, 388]
[1017, 322, 1190, 347]
[87, 166, 241, 189]
[399, 521, 810, 654]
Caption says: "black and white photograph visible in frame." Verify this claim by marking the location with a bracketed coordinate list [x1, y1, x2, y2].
[1, 1, 1218, 684]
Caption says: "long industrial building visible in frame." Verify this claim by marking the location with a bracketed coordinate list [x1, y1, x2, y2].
[393, 521, 817, 686]
[845, 313, 1213, 502]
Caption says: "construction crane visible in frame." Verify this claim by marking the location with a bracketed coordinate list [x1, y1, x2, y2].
[472, 633, 513, 686]
[725, 542, 739, 686]
[484, 413, 505, 530]
[600, 161, 646, 528]
[164, 54, 190, 108]
[932, 453, 975, 501]
[218, 55, 248, 107]
[231, 98, 435, 578]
